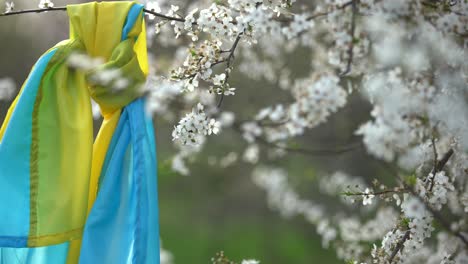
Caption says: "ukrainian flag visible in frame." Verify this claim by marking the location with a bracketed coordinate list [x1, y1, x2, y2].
[0, 2, 159, 263]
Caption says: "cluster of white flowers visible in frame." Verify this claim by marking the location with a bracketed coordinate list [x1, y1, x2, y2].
[342, 207, 397, 243]
[198, 4, 237, 39]
[171, 40, 223, 92]
[67, 53, 104, 70]
[172, 103, 220, 146]
[170, 103, 232, 175]
[145, 2, 161, 20]
[252, 166, 325, 222]
[67, 52, 134, 92]
[374, 196, 434, 264]
[243, 73, 347, 143]
[356, 68, 432, 162]
[253, 166, 350, 250]
[228, 0, 269, 42]
[426, 171, 455, 210]
[144, 0, 468, 262]
[254, 167, 403, 261]
[209, 73, 236, 96]
[288, 73, 347, 131]
[282, 14, 315, 40]
[279, 74, 347, 138]
[143, 76, 184, 118]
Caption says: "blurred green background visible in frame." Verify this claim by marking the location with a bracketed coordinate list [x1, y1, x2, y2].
[0, 1, 382, 263]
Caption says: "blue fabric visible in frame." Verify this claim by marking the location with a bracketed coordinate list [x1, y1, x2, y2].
[79, 6, 160, 261]
[0, 243, 69, 264]
[0, 49, 57, 246]
[79, 98, 159, 264]
[122, 4, 144, 41]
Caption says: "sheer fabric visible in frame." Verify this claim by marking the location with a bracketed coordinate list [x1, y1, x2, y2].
[0, 2, 159, 263]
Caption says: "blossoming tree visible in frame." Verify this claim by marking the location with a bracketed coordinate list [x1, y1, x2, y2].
[1, 0, 467, 263]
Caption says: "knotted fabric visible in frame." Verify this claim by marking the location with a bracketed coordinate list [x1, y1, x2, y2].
[0, 2, 159, 263]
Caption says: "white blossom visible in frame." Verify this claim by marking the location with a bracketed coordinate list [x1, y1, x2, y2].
[282, 14, 314, 39]
[427, 171, 455, 210]
[243, 144, 259, 164]
[38, 0, 54, 9]
[67, 53, 104, 71]
[172, 103, 220, 146]
[5, 2, 14, 13]
[145, 1, 161, 20]
[0, 78, 15, 100]
[160, 240, 174, 264]
[362, 188, 375, 205]
[241, 260, 260, 264]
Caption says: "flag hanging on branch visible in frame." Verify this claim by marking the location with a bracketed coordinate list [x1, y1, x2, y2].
[0, 2, 159, 263]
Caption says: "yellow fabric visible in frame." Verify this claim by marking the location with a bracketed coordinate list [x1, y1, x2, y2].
[134, 14, 149, 76]
[0, 0, 148, 249]
[33, 45, 93, 244]
[88, 109, 121, 214]
[65, 3, 148, 262]
[0, 3, 149, 263]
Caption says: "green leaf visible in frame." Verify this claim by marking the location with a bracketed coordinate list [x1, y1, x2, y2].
[404, 174, 417, 187]
[400, 217, 410, 228]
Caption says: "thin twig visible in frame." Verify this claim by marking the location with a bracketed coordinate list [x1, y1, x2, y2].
[421, 1, 467, 16]
[307, 1, 355, 20]
[431, 137, 438, 174]
[435, 148, 454, 172]
[343, 188, 406, 196]
[0, 7, 67, 16]
[232, 121, 361, 156]
[143, 8, 185, 22]
[427, 136, 439, 191]
[339, 0, 357, 76]
[388, 230, 411, 263]
[271, 0, 354, 24]
[429, 148, 454, 192]
[216, 32, 243, 109]
[256, 136, 362, 156]
[409, 186, 468, 247]
[0, 6, 185, 22]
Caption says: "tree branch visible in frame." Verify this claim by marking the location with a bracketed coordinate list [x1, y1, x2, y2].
[217, 32, 243, 109]
[388, 229, 411, 263]
[143, 8, 185, 22]
[0, 6, 186, 22]
[343, 188, 407, 197]
[307, 0, 355, 20]
[409, 187, 468, 247]
[379, 150, 468, 248]
[428, 147, 454, 192]
[232, 121, 361, 157]
[339, 0, 358, 76]
[0, 6, 67, 16]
